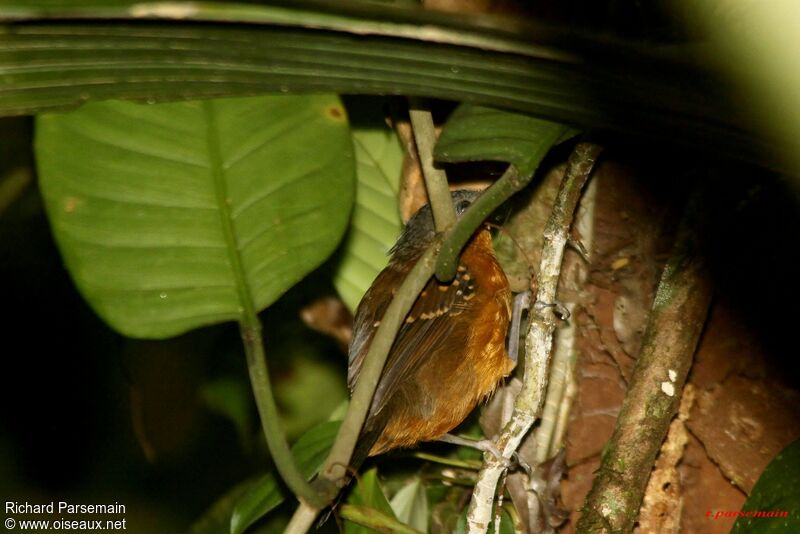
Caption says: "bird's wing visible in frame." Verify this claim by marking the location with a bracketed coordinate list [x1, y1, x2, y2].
[347, 260, 478, 417]
[347, 263, 405, 391]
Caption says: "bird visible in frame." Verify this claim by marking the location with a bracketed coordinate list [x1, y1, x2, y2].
[347, 189, 514, 469]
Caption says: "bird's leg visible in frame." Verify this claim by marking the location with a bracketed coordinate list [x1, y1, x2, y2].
[508, 291, 531, 365]
[438, 434, 504, 461]
[437, 434, 524, 470]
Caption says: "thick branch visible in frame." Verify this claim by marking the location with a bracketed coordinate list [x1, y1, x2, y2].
[467, 142, 602, 533]
[576, 191, 712, 533]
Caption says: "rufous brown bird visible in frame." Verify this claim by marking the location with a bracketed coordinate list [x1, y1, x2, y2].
[347, 189, 513, 468]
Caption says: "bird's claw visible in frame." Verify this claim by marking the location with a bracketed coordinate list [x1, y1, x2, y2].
[567, 237, 590, 263]
[438, 434, 530, 471]
[534, 300, 570, 320]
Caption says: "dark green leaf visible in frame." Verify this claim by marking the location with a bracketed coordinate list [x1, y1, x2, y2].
[731, 438, 800, 533]
[200, 378, 253, 449]
[340, 504, 422, 534]
[0, 2, 777, 170]
[36, 95, 354, 338]
[435, 104, 574, 176]
[230, 420, 340, 534]
[191, 478, 254, 534]
[274, 357, 348, 441]
[346, 468, 397, 534]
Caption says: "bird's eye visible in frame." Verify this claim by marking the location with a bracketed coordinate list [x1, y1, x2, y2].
[456, 200, 470, 211]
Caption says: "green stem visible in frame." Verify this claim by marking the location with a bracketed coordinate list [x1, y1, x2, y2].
[241, 324, 322, 507]
[318, 240, 442, 487]
[286, 237, 444, 534]
[435, 164, 524, 281]
[408, 99, 455, 232]
[203, 100, 320, 507]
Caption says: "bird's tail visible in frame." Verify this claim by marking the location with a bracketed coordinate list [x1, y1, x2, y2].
[315, 422, 383, 528]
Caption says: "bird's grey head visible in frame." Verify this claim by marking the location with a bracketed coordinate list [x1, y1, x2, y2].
[390, 189, 481, 261]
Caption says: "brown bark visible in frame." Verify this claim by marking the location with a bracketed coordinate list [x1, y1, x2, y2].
[576, 194, 713, 533]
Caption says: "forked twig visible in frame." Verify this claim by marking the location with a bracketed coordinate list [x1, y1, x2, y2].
[467, 142, 603, 532]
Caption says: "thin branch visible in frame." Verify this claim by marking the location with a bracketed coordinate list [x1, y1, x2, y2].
[283, 501, 319, 534]
[283, 239, 443, 534]
[576, 189, 712, 533]
[319, 241, 441, 483]
[408, 98, 455, 232]
[531, 176, 598, 464]
[467, 142, 602, 533]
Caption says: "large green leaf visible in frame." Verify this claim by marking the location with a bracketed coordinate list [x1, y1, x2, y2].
[334, 125, 403, 311]
[0, 1, 780, 171]
[435, 104, 576, 176]
[731, 438, 800, 533]
[228, 420, 341, 534]
[36, 94, 354, 338]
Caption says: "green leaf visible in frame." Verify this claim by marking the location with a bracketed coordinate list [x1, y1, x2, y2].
[191, 478, 254, 534]
[731, 438, 800, 533]
[0, 2, 776, 171]
[273, 356, 348, 440]
[340, 504, 422, 534]
[346, 468, 397, 534]
[435, 104, 575, 176]
[389, 478, 429, 533]
[334, 124, 403, 311]
[229, 420, 340, 534]
[36, 95, 355, 338]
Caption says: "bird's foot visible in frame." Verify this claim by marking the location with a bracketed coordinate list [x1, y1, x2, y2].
[533, 299, 570, 320]
[437, 434, 517, 469]
[567, 236, 590, 263]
